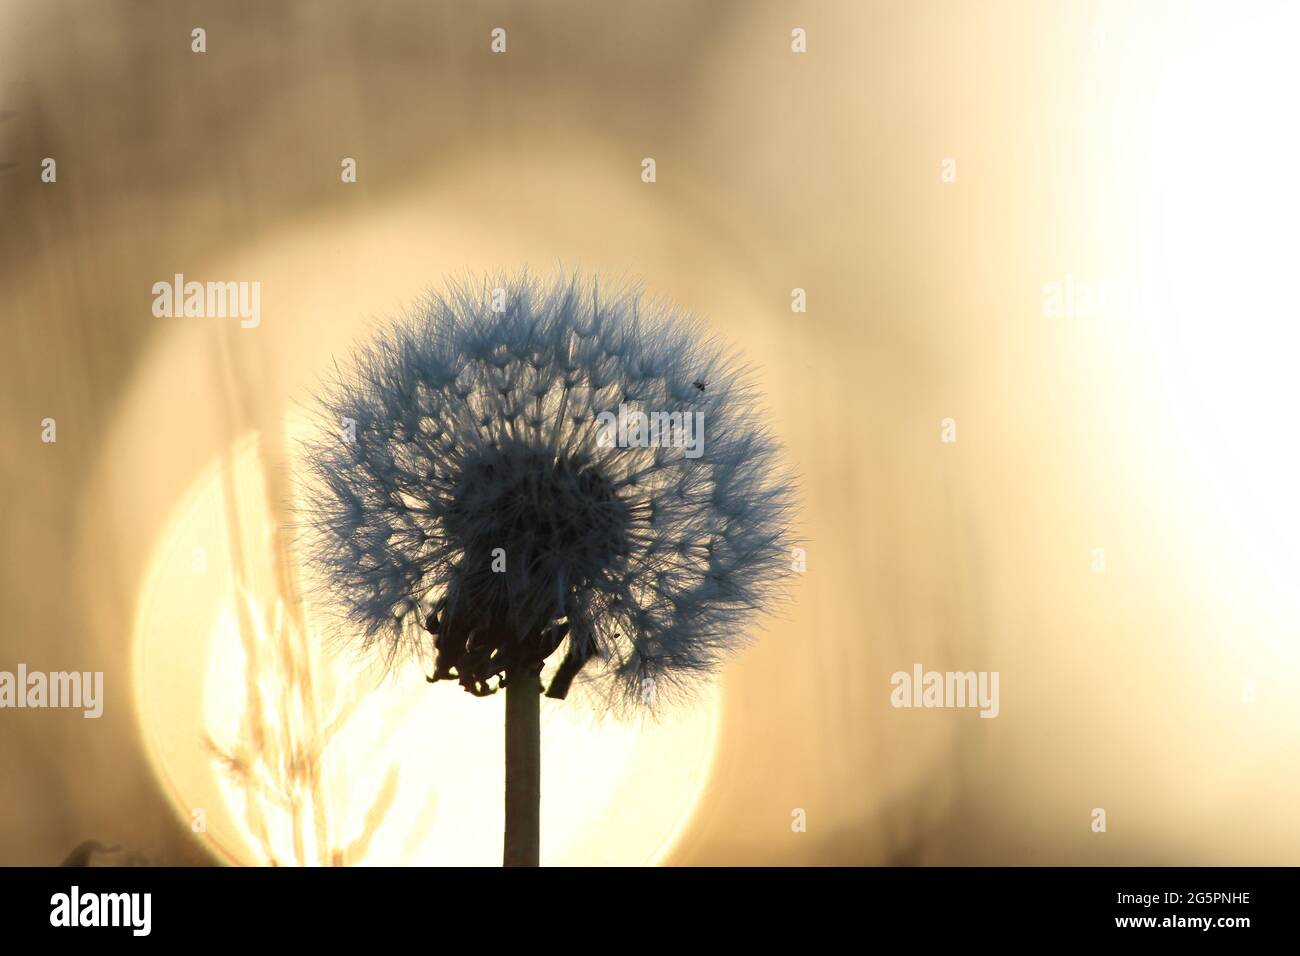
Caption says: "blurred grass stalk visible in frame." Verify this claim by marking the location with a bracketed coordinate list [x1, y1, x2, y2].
[200, 338, 407, 866]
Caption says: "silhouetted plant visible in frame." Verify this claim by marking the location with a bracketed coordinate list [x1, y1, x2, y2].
[303, 272, 797, 865]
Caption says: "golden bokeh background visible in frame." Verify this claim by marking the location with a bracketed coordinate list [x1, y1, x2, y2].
[2, 0, 1298, 865]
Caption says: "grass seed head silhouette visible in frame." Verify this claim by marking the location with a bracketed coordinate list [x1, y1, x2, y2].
[303, 272, 796, 713]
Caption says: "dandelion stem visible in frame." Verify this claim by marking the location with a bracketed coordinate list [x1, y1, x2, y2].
[503, 669, 541, 866]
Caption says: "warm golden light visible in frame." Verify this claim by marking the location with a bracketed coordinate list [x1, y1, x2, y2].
[1146, 1, 1300, 620]
[133, 436, 720, 866]
[12, 0, 1299, 869]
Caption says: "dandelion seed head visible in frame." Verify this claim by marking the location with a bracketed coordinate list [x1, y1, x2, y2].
[302, 272, 797, 711]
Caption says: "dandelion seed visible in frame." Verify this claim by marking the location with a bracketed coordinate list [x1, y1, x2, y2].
[301, 271, 798, 865]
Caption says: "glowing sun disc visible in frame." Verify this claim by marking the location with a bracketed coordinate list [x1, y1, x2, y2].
[132, 434, 721, 866]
